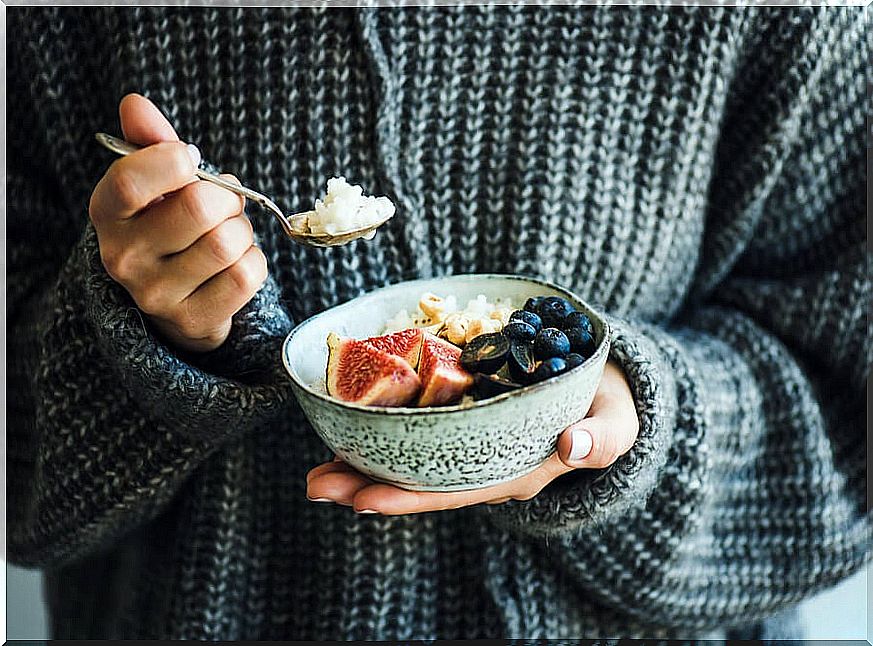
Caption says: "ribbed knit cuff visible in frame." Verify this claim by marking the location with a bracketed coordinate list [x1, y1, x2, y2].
[77, 225, 295, 439]
[182, 274, 293, 379]
[482, 313, 677, 537]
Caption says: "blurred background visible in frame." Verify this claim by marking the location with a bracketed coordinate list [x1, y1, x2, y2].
[5, 560, 869, 638]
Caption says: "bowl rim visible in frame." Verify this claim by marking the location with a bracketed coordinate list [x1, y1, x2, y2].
[281, 273, 611, 416]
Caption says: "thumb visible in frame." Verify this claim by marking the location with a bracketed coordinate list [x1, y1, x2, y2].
[556, 399, 638, 470]
[556, 361, 640, 470]
[119, 93, 179, 146]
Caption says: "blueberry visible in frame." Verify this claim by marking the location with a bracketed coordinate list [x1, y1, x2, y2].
[472, 373, 523, 400]
[565, 353, 584, 370]
[565, 327, 596, 358]
[524, 297, 544, 313]
[503, 321, 536, 342]
[507, 340, 537, 384]
[532, 357, 568, 382]
[533, 327, 571, 360]
[509, 309, 543, 333]
[562, 311, 594, 336]
[538, 296, 576, 328]
[460, 332, 510, 374]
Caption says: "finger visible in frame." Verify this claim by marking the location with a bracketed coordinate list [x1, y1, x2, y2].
[557, 396, 639, 470]
[150, 317, 232, 355]
[90, 141, 198, 222]
[119, 93, 179, 145]
[352, 482, 508, 515]
[350, 449, 579, 514]
[147, 216, 254, 306]
[133, 176, 245, 256]
[306, 460, 356, 485]
[307, 470, 373, 506]
[179, 245, 268, 336]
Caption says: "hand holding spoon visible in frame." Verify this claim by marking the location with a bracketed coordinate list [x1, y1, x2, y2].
[95, 133, 392, 248]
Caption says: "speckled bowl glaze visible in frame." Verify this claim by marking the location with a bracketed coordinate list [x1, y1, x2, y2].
[282, 274, 610, 492]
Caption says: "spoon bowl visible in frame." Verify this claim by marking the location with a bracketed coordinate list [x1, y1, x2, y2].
[286, 210, 393, 247]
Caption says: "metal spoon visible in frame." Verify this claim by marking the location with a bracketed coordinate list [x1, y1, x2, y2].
[94, 133, 392, 247]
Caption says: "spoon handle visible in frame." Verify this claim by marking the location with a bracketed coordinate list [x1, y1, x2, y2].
[94, 132, 293, 235]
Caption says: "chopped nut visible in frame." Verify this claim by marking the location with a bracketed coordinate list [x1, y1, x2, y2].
[465, 319, 485, 343]
[445, 313, 469, 346]
[465, 318, 502, 344]
[490, 307, 513, 326]
[419, 292, 447, 321]
[423, 321, 445, 336]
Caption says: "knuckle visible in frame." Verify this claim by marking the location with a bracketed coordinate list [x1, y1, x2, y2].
[99, 244, 120, 277]
[230, 190, 246, 215]
[252, 247, 269, 282]
[180, 183, 212, 231]
[87, 188, 104, 223]
[513, 475, 551, 502]
[135, 283, 169, 315]
[228, 259, 256, 293]
[228, 248, 267, 293]
[590, 441, 621, 468]
[164, 142, 195, 181]
[239, 216, 255, 245]
[220, 175, 245, 212]
[204, 223, 244, 266]
[107, 164, 143, 211]
[100, 243, 135, 282]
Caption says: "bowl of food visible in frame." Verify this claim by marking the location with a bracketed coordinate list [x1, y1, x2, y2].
[282, 274, 610, 491]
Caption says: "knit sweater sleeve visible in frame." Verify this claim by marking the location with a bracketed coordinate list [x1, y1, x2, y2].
[483, 9, 870, 629]
[7, 131, 295, 568]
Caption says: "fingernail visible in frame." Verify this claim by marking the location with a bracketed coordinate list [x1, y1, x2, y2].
[186, 143, 201, 168]
[308, 497, 332, 503]
[356, 509, 379, 515]
[569, 428, 593, 462]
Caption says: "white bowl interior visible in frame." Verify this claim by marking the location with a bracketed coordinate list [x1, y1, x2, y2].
[285, 274, 604, 395]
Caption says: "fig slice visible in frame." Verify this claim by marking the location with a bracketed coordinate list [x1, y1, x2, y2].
[361, 328, 425, 370]
[326, 332, 421, 406]
[416, 333, 474, 407]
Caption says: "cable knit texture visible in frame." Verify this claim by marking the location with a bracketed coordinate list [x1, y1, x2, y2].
[7, 6, 870, 640]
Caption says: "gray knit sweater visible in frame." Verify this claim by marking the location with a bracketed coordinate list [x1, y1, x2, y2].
[7, 6, 870, 640]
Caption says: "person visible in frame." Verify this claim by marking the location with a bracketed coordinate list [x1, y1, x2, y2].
[7, 5, 869, 640]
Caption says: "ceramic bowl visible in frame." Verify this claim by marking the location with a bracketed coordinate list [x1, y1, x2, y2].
[282, 274, 610, 491]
